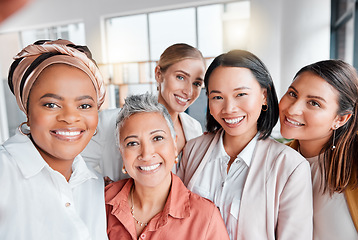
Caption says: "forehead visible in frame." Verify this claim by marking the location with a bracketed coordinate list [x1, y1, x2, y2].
[119, 112, 171, 138]
[33, 64, 95, 91]
[167, 58, 205, 71]
[208, 66, 260, 89]
[292, 71, 339, 100]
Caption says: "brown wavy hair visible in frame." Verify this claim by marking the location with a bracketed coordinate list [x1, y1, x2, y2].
[294, 60, 358, 194]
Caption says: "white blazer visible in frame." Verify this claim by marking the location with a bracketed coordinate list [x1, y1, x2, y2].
[178, 130, 313, 240]
[82, 110, 202, 181]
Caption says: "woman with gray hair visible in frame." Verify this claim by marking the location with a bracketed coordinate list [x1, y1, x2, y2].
[105, 92, 229, 240]
[82, 43, 205, 181]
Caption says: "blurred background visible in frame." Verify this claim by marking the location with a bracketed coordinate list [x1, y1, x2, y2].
[0, 0, 355, 143]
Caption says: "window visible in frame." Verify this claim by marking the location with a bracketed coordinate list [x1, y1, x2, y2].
[21, 22, 85, 48]
[331, 0, 357, 67]
[104, 1, 251, 109]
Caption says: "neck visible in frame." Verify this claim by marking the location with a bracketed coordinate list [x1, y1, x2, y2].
[33, 141, 74, 182]
[132, 173, 172, 212]
[298, 137, 330, 158]
[223, 129, 257, 158]
[157, 95, 179, 124]
[43, 156, 73, 181]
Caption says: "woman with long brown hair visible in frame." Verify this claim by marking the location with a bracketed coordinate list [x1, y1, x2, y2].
[279, 59, 358, 239]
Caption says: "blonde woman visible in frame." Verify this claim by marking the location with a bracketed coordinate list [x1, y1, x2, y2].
[82, 43, 206, 180]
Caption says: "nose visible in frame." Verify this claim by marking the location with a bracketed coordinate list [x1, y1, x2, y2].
[57, 107, 81, 124]
[138, 141, 155, 161]
[182, 82, 193, 96]
[222, 98, 238, 114]
[285, 100, 303, 116]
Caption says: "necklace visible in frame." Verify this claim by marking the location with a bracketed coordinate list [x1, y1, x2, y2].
[130, 187, 148, 227]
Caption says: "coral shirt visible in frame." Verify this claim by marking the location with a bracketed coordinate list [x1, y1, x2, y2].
[105, 173, 229, 240]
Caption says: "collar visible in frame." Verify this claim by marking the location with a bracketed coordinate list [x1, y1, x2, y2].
[210, 131, 258, 167]
[3, 133, 97, 183]
[106, 173, 191, 231]
[238, 133, 259, 167]
[3, 133, 47, 179]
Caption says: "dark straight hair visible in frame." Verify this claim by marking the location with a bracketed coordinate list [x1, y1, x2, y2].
[204, 49, 279, 140]
[295, 60, 358, 194]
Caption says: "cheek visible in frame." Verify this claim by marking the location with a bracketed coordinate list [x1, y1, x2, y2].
[86, 113, 99, 129]
[121, 149, 136, 167]
[278, 97, 288, 112]
[192, 87, 201, 99]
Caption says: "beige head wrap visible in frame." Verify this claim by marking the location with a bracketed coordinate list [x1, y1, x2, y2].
[8, 39, 106, 114]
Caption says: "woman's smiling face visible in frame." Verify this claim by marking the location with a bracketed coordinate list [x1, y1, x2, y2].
[156, 58, 205, 115]
[208, 66, 266, 141]
[27, 64, 98, 164]
[119, 112, 177, 189]
[279, 71, 341, 143]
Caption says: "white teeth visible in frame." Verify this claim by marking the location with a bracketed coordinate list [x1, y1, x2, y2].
[175, 95, 189, 103]
[56, 131, 81, 136]
[224, 117, 244, 124]
[139, 163, 160, 171]
[286, 118, 303, 126]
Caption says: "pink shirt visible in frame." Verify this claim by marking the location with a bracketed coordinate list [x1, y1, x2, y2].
[105, 173, 229, 240]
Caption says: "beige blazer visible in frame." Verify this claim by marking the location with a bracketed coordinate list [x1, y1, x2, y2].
[178, 130, 313, 240]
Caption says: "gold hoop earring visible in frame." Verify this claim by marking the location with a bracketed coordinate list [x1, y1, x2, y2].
[122, 166, 127, 174]
[18, 122, 30, 136]
[262, 104, 268, 112]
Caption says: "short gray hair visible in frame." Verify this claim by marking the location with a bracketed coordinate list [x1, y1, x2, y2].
[116, 92, 176, 146]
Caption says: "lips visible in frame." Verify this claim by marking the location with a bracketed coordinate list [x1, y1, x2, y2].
[224, 116, 244, 124]
[50, 129, 85, 141]
[284, 116, 304, 126]
[175, 95, 190, 105]
[137, 163, 161, 173]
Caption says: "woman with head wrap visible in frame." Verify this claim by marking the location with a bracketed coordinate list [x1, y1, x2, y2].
[0, 39, 108, 240]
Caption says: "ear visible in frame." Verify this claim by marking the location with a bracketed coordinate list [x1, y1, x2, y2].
[155, 66, 163, 83]
[262, 88, 268, 105]
[332, 113, 352, 129]
[174, 135, 178, 157]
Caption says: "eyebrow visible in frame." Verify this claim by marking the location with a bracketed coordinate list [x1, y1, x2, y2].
[40, 93, 95, 102]
[175, 70, 204, 81]
[289, 86, 327, 102]
[123, 135, 138, 142]
[209, 86, 250, 94]
[40, 93, 63, 100]
[75, 95, 95, 102]
[150, 129, 166, 135]
[123, 130, 166, 142]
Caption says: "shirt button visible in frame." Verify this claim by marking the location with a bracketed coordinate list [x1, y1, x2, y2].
[140, 233, 146, 239]
[65, 202, 71, 207]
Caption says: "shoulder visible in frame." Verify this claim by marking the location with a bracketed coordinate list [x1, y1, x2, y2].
[257, 138, 310, 177]
[179, 112, 203, 140]
[259, 137, 305, 162]
[186, 131, 217, 149]
[96, 108, 121, 138]
[172, 174, 218, 217]
[179, 112, 201, 126]
[105, 178, 131, 202]
[98, 108, 121, 124]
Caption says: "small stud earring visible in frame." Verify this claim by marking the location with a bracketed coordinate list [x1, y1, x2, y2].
[175, 156, 179, 164]
[122, 166, 127, 174]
